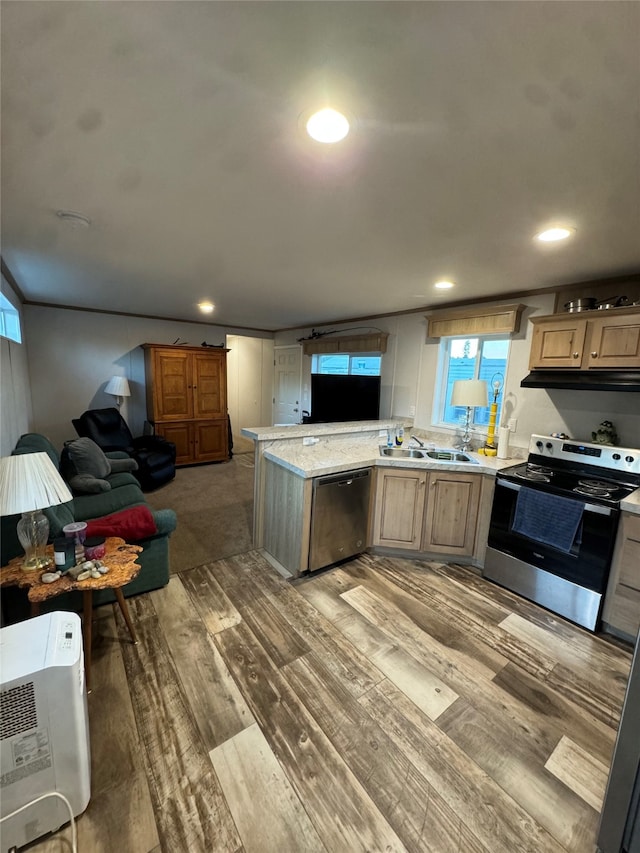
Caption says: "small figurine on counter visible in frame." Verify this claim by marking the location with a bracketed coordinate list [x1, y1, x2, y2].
[550, 432, 570, 440]
[591, 420, 619, 446]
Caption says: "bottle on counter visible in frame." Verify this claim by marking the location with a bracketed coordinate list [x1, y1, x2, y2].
[387, 428, 394, 448]
[395, 426, 404, 446]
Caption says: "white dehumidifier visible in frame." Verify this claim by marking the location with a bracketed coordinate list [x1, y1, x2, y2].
[0, 611, 91, 851]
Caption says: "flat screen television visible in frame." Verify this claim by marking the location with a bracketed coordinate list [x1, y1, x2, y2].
[310, 374, 381, 423]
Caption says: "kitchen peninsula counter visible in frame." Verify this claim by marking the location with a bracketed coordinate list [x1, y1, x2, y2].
[261, 433, 515, 479]
[242, 420, 521, 578]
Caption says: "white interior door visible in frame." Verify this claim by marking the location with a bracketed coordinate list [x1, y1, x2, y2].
[273, 346, 302, 424]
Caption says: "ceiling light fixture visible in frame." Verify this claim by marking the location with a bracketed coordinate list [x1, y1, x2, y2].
[535, 226, 575, 242]
[306, 108, 350, 143]
[55, 210, 92, 229]
[198, 301, 214, 314]
[434, 280, 455, 290]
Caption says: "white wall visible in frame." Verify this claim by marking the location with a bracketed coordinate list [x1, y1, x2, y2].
[275, 314, 426, 422]
[277, 295, 640, 450]
[0, 276, 32, 456]
[227, 334, 274, 452]
[24, 305, 272, 450]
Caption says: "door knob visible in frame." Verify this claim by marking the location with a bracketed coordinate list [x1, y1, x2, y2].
[572, 352, 579, 358]
[591, 352, 598, 358]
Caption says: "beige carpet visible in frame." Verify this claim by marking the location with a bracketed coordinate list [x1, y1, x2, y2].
[145, 453, 255, 574]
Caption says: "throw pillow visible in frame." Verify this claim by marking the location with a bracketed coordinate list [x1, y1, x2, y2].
[85, 505, 158, 541]
[60, 438, 136, 494]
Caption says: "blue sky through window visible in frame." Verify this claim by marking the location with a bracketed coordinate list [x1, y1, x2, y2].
[441, 338, 508, 426]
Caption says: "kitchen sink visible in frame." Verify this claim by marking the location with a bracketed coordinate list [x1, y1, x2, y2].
[425, 450, 478, 463]
[379, 447, 426, 458]
[379, 446, 479, 463]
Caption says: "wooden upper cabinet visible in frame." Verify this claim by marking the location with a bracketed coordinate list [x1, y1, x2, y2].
[529, 316, 587, 369]
[585, 313, 640, 369]
[151, 348, 193, 420]
[193, 351, 226, 418]
[529, 307, 640, 370]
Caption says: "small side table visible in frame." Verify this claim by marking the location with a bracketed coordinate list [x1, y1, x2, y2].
[0, 536, 142, 692]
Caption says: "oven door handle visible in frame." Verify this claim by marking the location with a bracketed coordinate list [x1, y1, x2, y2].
[496, 478, 613, 516]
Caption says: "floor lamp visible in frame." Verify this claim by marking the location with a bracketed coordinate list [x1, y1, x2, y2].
[105, 375, 131, 409]
[451, 379, 488, 452]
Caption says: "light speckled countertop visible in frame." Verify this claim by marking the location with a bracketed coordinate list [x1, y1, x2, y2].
[241, 420, 397, 442]
[262, 433, 516, 479]
[621, 490, 640, 515]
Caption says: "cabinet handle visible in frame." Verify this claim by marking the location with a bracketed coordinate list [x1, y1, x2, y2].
[430, 480, 437, 488]
[591, 352, 598, 358]
[572, 352, 579, 358]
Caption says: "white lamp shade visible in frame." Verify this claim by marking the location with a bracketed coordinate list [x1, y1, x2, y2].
[0, 453, 73, 515]
[451, 379, 488, 408]
[104, 375, 131, 397]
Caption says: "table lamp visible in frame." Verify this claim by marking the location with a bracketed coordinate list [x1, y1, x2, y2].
[451, 379, 488, 452]
[104, 375, 131, 409]
[0, 453, 73, 571]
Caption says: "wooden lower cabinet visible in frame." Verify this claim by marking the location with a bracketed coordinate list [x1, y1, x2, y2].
[422, 472, 481, 556]
[156, 420, 228, 465]
[371, 468, 427, 550]
[603, 513, 640, 639]
[372, 468, 481, 558]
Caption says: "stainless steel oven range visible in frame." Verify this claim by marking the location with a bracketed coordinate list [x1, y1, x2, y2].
[484, 434, 640, 632]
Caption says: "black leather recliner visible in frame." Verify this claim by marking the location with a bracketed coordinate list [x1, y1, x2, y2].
[72, 407, 176, 491]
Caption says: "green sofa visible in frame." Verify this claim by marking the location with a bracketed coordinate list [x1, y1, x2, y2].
[1, 433, 177, 617]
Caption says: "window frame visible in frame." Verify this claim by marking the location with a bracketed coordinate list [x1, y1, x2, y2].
[432, 334, 510, 430]
[0, 291, 22, 343]
[311, 352, 382, 376]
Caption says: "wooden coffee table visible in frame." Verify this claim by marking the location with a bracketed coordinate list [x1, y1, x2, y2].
[0, 536, 142, 692]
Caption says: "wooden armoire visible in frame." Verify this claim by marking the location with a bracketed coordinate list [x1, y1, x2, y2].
[142, 343, 230, 465]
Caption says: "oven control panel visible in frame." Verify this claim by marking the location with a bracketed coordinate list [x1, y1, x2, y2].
[529, 434, 640, 475]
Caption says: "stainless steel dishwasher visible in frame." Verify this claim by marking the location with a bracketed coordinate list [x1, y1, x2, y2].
[308, 467, 371, 572]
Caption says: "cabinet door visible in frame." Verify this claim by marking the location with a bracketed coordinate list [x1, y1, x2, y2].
[422, 473, 480, 556]
[156, 422, 194, 465]
[193, 420, 229, 462]
[193, 352, 226, 418]
[371, 469, 426, 549]
[529, 318, 587, 369]
[153, 350, 193, 420]
[585, 314, 640, 369]
[603, 514, 640, 638]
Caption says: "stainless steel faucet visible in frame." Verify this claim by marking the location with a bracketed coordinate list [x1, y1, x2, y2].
[410, 434, 425, 447]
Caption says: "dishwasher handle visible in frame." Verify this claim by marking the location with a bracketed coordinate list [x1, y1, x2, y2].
[313, 468, 371, 490]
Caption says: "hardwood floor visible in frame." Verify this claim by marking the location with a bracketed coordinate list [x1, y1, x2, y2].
[27, 551, 632, 853]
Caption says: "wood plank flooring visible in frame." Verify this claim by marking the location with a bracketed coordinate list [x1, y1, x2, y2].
[26, 551, 632, 853]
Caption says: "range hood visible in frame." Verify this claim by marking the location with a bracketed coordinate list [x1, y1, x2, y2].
[521, 370, 640, 392]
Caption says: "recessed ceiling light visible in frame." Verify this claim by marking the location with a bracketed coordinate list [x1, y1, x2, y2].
[535, 226, 575, 242]
[198, 301, 214, 314]
[306, 108, 350, 143]
[434, 280, 455, 290]
[56, 209, 91, 229]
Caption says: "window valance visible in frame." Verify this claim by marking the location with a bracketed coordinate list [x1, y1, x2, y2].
[425, 303, 524, 338]
[302, 332, 389, 356]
